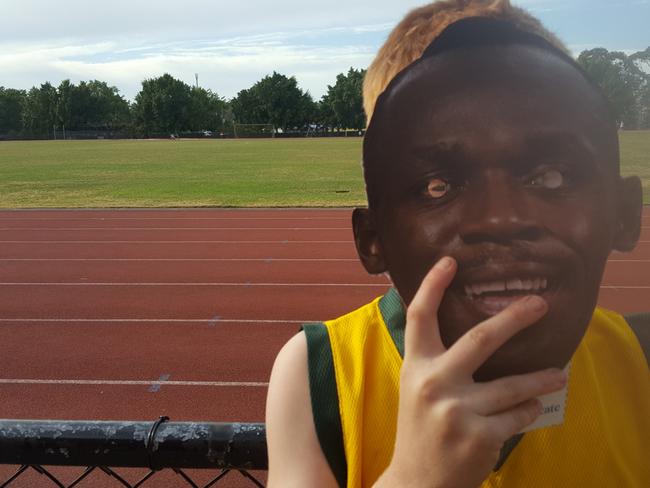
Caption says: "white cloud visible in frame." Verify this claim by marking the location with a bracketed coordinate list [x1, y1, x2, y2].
[0, 28, 377, 100]
[1, 0, 644, 100]
[0, 1, 422, 42]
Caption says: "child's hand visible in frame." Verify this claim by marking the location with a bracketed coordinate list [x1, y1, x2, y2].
[377, 257, 567, 488]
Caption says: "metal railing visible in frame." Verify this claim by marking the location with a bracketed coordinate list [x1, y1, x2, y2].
[0, 418, 267, 487]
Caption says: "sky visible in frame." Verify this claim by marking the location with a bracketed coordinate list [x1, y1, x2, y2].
[1, 0, 648, 102]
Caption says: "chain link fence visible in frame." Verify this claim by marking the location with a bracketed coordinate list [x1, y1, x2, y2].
[0, 419, 267, 488]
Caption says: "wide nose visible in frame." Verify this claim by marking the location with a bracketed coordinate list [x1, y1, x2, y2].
[459, 169, 543, 245]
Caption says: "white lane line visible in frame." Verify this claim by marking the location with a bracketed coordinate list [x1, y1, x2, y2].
[0, 282, 642, 288]
[0, 227, 350, 231]
[607, 259, 650, 262]
[6, 226, 640, 231]
[0, 258, 646, 263]
[600, 285, 650, 289]
[0, 318, 308, 323]
[149, 374, 170, 393]
[0, 240, 352, 244]
[0, 258, 359, 262]
[0, 258, 647, 262]
[1, 240, 647, 244]
[0, 282, 390, 287]
[0, 378, 268, 387]
[0, 217, 349, 221]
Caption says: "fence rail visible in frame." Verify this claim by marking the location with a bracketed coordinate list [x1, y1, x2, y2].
[0, 419, 267, 487]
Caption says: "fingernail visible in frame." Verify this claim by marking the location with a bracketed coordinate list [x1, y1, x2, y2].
[436, 257, 453, 270]
[525, 295, 546, 312]
[535, 399, 544, 416]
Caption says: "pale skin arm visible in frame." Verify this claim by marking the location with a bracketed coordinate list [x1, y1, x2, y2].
[265, 331, 339, 488]
[266, 257, 568, 488]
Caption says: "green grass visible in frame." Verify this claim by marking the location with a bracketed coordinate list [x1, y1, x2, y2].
[0, 132, 648, 207]
[0, 138, 366, 207]
[619, 130, 650, 204]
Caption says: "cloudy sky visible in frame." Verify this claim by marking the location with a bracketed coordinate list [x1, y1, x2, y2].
[1, 0, 648, 101]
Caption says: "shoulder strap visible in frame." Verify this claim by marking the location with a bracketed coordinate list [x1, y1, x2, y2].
[624, 312, 650, 366]
[302, 323, 347, 488]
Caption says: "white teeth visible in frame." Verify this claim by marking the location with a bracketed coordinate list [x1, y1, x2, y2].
[464, 277, 549, 297]
[506, 279, 523, 291]
[484, 282, 506, 293]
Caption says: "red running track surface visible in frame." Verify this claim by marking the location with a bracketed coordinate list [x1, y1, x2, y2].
[0, 208, 649, 486]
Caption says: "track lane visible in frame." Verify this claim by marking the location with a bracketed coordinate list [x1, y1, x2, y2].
[0, 259, 388, 284]
[601, 261, 650, 285]
[0, 228, 354, 241]
[0, 284, 391, 321]
[0, 323, 293, 382]
[0, 466, 266, 488]
[0, 257, 647, 285]
[0, 219, 350, 229]
[0, 208, 351, 220]
[0, 241, 360, 259]
[0, 383, 267, 421]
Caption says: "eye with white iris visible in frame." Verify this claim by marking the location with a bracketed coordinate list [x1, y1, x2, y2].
[530, 168, 565, 189]
[426, 178, 451, 199]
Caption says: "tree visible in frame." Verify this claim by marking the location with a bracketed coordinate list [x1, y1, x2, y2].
[132, 74, 192, 136]
[54, 79, 130, 134]
[578, 47, 650, 129]
[22, 82, 58, 138]
[629, 48, 650, 128]
[230, 86, 263, 125]
[231, 72, 316, 130]
[320, 68, 366, 130]
[56, 80, 74, 132]
[187, 87, 228, 131]
[0, 87, 26, 136]
[77, 80, 130, 130]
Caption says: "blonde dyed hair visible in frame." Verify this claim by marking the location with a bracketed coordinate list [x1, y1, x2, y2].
[363, 0, 568, 124]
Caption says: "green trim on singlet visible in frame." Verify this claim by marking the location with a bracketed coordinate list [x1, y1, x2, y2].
[494, 433, 524, 471]
[379, 287, 406, 358]
[303, 323, 347, 488]
[625, 312, 650, 366]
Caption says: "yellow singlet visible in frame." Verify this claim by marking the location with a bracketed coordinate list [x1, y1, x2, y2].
[303, 288, 650, 488]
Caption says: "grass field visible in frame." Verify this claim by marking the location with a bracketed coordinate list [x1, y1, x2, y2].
[0, 132, 648, 207]
[618, 130, 650, 204]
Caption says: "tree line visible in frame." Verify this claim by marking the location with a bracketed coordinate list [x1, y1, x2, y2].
[1, 46, 649, 139]
[0, 68, 366, 139]
[578, 47, 650, 129]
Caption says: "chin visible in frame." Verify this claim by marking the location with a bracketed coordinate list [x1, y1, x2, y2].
[438, 289, 593, 382]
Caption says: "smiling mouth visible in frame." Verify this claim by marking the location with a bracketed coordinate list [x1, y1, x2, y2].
[461, 276, 552, 316]
[464, 277, 548, 297]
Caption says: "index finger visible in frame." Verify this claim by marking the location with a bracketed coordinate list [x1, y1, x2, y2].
[446, 295, 548, 376]
[404, 256, 457, 359]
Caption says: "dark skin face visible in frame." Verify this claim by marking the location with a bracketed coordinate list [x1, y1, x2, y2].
[355, 44, 642, 381]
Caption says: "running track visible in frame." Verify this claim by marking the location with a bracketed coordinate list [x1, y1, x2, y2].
[0, 208, 649, 486]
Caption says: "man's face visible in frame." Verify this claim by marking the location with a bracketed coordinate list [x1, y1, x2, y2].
[361, 45, 630, 381]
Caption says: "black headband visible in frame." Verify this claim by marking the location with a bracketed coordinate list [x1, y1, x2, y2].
[368, 16, 583, 129]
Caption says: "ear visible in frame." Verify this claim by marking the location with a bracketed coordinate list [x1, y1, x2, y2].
[612, 175, 643, 252]
[352, 208, 387, 274]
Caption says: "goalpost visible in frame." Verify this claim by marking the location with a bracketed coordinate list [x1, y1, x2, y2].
[233, 123, 276, 138]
